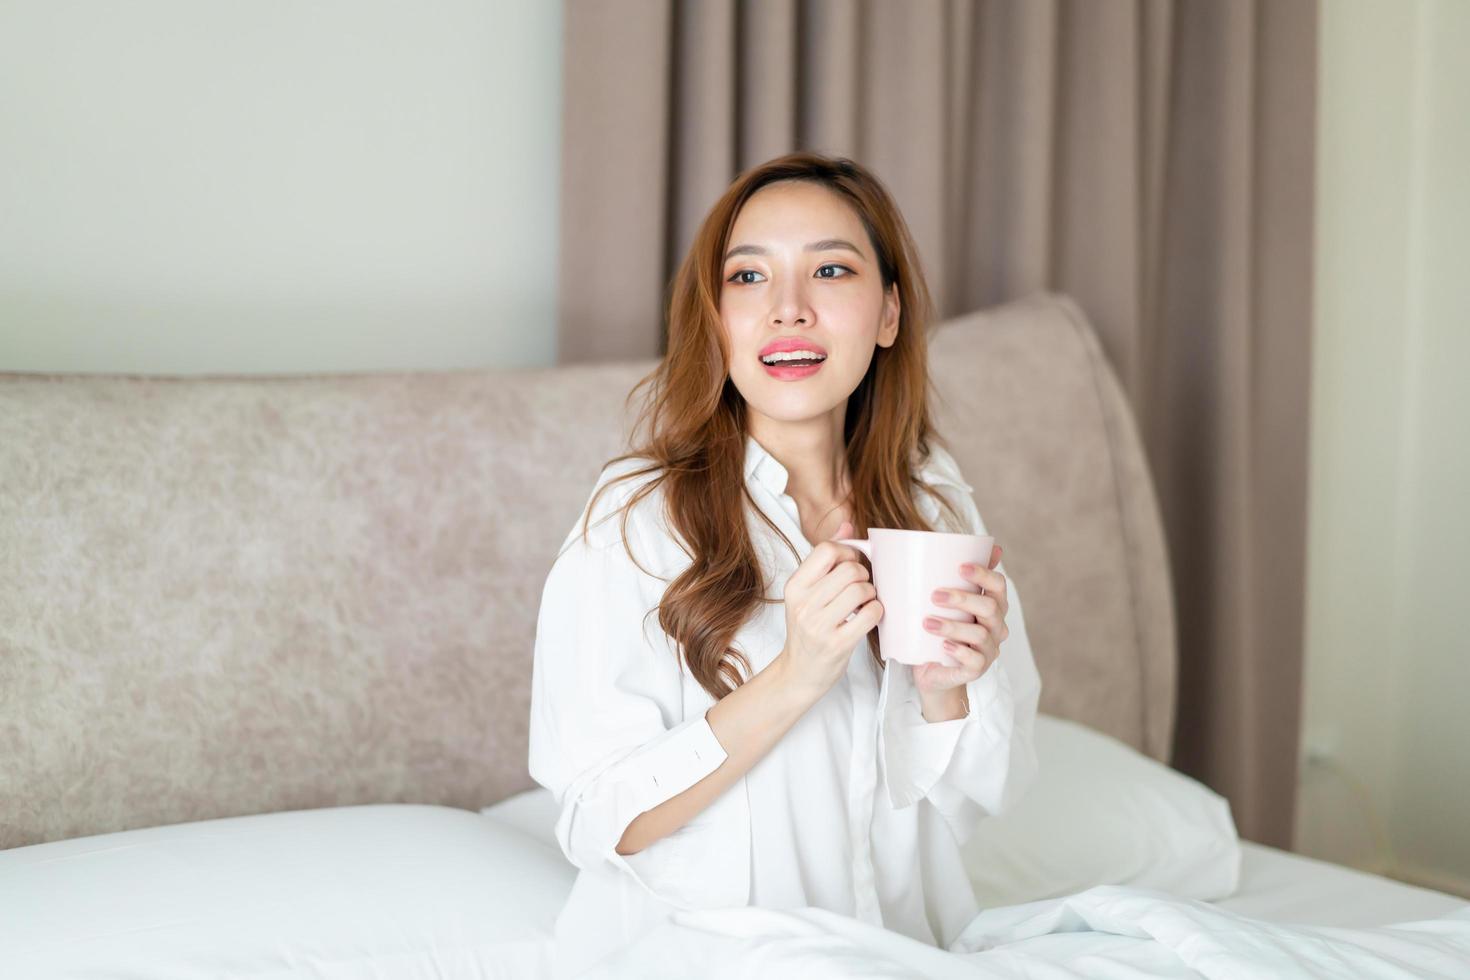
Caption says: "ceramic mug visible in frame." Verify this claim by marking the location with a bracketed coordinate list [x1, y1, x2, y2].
[837, 528, 996, 667]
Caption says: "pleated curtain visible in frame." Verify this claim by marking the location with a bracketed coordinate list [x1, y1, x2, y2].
[557, 0, 1318, 849]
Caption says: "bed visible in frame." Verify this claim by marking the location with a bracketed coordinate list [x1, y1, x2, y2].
[2, 292, 1465, 977]
[2, 716, 1463, 977]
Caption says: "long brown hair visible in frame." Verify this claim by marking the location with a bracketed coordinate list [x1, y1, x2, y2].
[573, 151, 966, 701]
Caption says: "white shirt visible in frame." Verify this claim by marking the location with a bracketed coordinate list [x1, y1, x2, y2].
[527, 433, 1042, 978]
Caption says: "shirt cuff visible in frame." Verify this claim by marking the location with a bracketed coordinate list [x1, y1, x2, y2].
[618, 709, 729, 816]
[554, 710, 730, 909]
[878, 660, 1008, 810]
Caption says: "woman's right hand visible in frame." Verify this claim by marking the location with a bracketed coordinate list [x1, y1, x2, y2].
[777, 520, 883, 699]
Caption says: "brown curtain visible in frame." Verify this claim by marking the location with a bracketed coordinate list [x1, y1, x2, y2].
[557, 0, 1318, 850]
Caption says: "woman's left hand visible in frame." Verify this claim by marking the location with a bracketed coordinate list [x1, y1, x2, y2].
[913, 544, 1009, 696]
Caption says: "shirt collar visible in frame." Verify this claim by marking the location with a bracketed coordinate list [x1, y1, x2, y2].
[743, 433, 972, 498]
[744, 433, 789, 497]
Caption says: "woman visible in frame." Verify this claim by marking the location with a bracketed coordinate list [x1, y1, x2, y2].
[528, 152, 1042, 977]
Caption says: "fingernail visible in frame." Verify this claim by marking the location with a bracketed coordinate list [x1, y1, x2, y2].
[930, 590, 949, 604]
[923, 616, 941, 630]
[960, 563, 976, 575]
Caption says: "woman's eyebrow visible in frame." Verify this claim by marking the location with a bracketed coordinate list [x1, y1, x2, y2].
[723, 238, 866, 261]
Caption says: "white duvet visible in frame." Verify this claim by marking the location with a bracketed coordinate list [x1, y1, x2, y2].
[583, 884, 1470, 979]
[7, 799, 1468, 978]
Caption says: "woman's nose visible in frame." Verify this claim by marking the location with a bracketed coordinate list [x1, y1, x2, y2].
[771, 289, 812, 326]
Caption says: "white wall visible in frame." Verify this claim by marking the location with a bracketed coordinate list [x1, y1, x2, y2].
[0, 0, 562, 374]
[1297, 0, 1470, 897]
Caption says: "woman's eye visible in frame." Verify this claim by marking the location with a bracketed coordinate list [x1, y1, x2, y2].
[726, 264, 853, 285]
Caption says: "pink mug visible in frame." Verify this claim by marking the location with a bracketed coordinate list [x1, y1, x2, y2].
[837, 528, 996, 667]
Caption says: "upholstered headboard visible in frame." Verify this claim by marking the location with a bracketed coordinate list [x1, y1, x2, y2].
[0, 291, 1175, 848]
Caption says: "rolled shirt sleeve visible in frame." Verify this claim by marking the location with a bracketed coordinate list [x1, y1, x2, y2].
[527, 468, 740, 910]
[878, 480, 1043, 847]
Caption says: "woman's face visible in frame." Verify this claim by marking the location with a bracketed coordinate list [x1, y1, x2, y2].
[719, 180, 899, 428]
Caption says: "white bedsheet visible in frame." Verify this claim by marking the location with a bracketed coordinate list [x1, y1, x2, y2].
[583, 885, 1470, 979]
[484, 787, 1470, 976]
[1218, 842, 1468, 928]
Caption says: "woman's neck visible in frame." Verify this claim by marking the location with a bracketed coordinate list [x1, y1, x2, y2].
[747, 413, 851, 508]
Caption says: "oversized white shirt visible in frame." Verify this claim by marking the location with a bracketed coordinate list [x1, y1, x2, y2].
[527, 433, 1042, 978]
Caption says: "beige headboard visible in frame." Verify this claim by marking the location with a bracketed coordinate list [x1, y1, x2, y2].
[0, 291, 1175, 848]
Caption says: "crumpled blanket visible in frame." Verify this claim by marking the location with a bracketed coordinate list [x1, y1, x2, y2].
[579, 884, 1470, 979]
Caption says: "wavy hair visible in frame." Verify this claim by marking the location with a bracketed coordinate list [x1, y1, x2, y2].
[573, 151, 966, 701]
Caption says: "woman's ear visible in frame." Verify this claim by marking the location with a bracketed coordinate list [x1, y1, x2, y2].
[878, 283, 901, 348]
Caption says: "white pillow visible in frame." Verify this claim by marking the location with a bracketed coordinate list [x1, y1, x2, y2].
[963, 713, 1241, 906]
[0, 803, 574, 979]
[485, 713, 1240, 908]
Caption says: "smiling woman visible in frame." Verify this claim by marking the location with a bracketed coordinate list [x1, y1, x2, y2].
[527, 152, 1041, 978]
[721, 183, 900, 446]
[569, 152, 968, 701]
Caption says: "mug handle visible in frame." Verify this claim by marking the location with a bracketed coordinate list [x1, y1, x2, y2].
[835, 538, 874, 625]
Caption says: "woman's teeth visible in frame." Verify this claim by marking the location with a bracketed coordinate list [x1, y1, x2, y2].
[760, 351, 827, 365]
